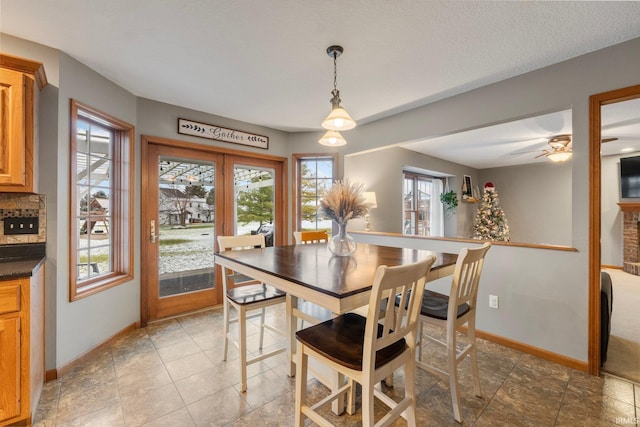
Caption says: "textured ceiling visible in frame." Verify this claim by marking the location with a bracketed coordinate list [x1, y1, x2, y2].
[2, 1, 640, 168]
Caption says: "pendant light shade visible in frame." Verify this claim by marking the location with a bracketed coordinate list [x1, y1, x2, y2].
[319, 130, 347, 147]
[322, 105, 356, 131]
[319, 45, 356, 144]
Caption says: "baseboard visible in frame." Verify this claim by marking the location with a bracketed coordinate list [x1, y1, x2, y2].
[51, 321, 140, 380]
[474, 328, 588, 371]
[45, 369, 57, 382]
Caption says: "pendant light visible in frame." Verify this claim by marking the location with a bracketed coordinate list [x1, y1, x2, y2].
[318, 130, 347, 147]
[319, 45, 355, 146]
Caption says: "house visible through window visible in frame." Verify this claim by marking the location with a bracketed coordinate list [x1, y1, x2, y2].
[294, 154, 336, 233]
[70, 100, 134, 301]
[403, 171, 445, 237]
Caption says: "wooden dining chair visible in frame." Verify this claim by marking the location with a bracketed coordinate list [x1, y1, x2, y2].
[293, 230, 328, 245]
[294, 256, 436, 427]
[415, 242, 491, 422]
[217, 234, 287, 392]
[290, 229, 331, 325]
[286, 230, 333, 377]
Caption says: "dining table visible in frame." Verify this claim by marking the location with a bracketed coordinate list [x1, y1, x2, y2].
[214, 241, 458, 413]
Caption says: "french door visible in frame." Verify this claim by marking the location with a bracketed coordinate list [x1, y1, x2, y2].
[141, 137, 286, 323]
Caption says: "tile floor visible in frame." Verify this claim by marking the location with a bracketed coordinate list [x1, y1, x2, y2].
[34, 306, 639, 426]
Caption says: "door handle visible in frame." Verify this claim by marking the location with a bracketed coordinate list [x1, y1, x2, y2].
[150, 220, 159, 243]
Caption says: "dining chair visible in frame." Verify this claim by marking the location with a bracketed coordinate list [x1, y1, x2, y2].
[290, 230, 332, 326]
[294, 255, 437, 427]
[286, 230, 333, 377]
[293, 230, 328, 245]
[415, 242, 491, 422]
[217, 234, 287, 392]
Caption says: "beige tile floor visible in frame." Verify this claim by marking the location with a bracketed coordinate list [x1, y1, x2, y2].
[34, 306, 640, 426]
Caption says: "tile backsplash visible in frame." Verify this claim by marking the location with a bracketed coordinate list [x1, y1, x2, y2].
[0, 193, 46, 244]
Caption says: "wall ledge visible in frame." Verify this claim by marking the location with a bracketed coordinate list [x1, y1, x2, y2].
[352, 230, 578, 252]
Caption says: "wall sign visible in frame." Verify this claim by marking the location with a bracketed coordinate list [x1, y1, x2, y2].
[178, 118, 269, 149]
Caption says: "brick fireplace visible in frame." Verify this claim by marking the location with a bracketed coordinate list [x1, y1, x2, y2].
[619, 202, 640, 275]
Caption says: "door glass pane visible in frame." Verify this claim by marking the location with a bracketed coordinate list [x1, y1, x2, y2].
[158, 157, 216, 297]
[234, 165, 275, 246]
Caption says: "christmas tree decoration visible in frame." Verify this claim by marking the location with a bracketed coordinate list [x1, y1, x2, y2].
[473, 183, 510, 241]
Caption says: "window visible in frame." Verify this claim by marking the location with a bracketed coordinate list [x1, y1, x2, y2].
[294, 154, 337, 232]
[70, 100, 134, 301]
[403, 171, 445, 237]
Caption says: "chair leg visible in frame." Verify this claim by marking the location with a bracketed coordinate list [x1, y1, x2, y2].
[294, 342, 308, 427]
[222, 299, 230, 362]
[362, 378, 374, 427]
[347, 378, 356, 415]
[286, 294, 296, 377]
[239, 305, 248, 393]
[447, 328, 462, 423]
[416, 321, 424, 362]
[468, 318, 482, 398]
[259, 307, 266, 350]
[405, 359, 417, 427]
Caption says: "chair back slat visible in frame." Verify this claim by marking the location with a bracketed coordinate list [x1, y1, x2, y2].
[293, 230, 328, 244]
[218, 234, 266, 251]
[450, 243, 491, 316]
[362, 256, 436, 371]
[217, 234, 266, 288]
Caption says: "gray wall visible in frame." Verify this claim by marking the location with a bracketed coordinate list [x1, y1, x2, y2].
[291, 36, 640, 362]
[3, 30, 640, 366]
[57, 52, 140, 367]
[345, 146, 573, 245]
[344, 146, 477, 237]
[478, 162, 572, 245]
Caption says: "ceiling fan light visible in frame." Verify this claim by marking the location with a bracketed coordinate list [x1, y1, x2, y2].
[548, 151, 572, 162]
[319, 130, 347, 147]
[322, 106, 356, 131]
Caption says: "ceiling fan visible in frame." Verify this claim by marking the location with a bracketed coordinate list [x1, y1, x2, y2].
[534, 134, 618, 162]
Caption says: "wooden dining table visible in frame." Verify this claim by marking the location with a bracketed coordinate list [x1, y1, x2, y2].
[214, 242, 457, 412]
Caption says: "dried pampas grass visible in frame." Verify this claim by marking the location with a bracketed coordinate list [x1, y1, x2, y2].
[319, 180, 369, 224]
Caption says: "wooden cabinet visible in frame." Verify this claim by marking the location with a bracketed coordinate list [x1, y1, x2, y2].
[0, 265, 45, 426]
[0, 54, 47, 193]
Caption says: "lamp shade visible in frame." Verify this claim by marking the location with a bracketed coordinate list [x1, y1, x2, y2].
[321, 106, 356, 131]
[363, 192, 377, 209]
[319, 130, 347, 147]
[547, 151, 572, 162]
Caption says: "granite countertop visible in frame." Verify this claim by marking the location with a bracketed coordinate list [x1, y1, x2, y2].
[0, 243, 46, 280]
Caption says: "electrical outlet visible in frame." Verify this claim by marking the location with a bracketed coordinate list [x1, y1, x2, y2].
[489, 294, 499, 309]
[3, 217, 39, 235]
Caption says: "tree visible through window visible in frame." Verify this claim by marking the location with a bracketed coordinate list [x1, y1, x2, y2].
[70, 100, 134, 301]
[295, 154, 336, 232]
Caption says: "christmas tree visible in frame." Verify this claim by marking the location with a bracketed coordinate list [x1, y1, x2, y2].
[473, 182, 510, 241]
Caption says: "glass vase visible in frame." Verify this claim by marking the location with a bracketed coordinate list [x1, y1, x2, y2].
[328, 222, 357, 256]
